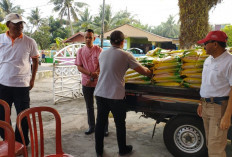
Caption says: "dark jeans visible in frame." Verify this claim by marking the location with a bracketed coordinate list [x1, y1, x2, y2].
[0, 84, 30, 145]
[82, 86, 108, 131]
[95, 96, 127, 155]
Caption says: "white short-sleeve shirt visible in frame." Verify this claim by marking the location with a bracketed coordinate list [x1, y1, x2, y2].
[94, 47, 141, 99]
[0, 33, 39, 87]
[200, 51, 232, 98]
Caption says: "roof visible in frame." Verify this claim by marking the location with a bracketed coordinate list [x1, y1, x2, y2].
[104, 24, 173, 42]
[63, 32, 99, 43]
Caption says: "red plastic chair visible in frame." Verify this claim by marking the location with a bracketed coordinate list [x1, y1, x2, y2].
[16, 106, 74, 157]
[0, 99, 25, 157]
[0, 120, 15, 157]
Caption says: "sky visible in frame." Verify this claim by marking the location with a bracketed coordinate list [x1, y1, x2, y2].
[14, 0, 232, 27]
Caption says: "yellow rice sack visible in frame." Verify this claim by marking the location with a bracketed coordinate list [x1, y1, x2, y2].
[153, 68, 180, 75]
[153, 56, 180, 64]
[181, 69, 203, 75]
[181, 62, 203, 69]
[154, 62, 181, 70]
[182, 73, 202, 78]
[183, 78, 202, 83]
[153, 73, 180, 81]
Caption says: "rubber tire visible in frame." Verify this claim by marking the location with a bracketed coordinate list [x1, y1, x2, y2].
[163, 116, 208, 157]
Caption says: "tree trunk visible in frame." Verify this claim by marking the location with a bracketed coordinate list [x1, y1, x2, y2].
[178, 0, 223, 49]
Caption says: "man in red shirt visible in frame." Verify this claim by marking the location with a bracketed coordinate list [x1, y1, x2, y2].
[75, 29, 108, 136]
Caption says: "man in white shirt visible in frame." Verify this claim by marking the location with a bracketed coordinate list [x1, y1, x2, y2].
[197, 31, 232, 157]
[0, 13, 39, 146]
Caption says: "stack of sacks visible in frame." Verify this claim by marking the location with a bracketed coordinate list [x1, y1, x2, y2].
[146, 47, 170, 58]
[152, 55, 182, 87]
[125, 68, 151, 84]
[137, 56, 154, 69]
[181, 49, 208, 88]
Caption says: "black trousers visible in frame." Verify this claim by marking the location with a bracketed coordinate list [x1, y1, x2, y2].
[0, 84, 30, 145]
[95, 96, 127, 155]
[82, 86, 108, 131]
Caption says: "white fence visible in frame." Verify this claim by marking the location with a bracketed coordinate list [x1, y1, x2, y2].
[53, 44, 84, 104]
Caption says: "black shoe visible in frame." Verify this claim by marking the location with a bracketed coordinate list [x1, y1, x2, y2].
[96, 153, 103, 157]
[85, 128, 95, 135]
[119, 145, 133, 156]
[104, 131, 109, 137]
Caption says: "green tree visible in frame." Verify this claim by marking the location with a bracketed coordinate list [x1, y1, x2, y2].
[0, 0, 24, 16]
[50, 0, 87, 35]
[221, 25, 232, 47]
[132, 21, 153, 32]
[113, 9, 138, 26]
[0, 22, 7, 33]
[75, 8, 93, 31]
[152, 15, 179, 38]
[93, 4, 137, 34]
[48, 16, 69, 42]
[31, 25, 51, 50]
[27, 7, 44, 33]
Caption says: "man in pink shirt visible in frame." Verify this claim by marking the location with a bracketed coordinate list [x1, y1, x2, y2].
[75, 29, 108, 136]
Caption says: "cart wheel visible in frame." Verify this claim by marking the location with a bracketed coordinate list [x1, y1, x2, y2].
[163, 116, 208, 157]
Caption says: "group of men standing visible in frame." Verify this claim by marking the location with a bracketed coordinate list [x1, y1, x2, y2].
[0, 12, 232, 157]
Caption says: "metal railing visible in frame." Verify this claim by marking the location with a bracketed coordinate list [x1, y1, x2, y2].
[53, 44, 85, 104]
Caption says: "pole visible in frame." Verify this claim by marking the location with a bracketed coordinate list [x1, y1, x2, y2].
[101, 0, 105, 48]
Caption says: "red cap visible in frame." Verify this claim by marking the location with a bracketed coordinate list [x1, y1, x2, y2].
[197, 31, 228, 44]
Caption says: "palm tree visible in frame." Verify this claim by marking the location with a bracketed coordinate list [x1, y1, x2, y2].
[161, 15, 179, 38]
[113, 9, 138, 26]
[50, 0, 87, 35]
[0, 0, 24, 17]
[93, 4, 114, 34]
[27, 7, 44, 32]
[75, 8, 93, 31]
[93, 4, 138, 34]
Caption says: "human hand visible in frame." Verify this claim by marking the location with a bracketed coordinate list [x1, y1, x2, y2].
[29, 79, 34, 90]
[91, 72, 99, 79]
[220, 115, 231, 130]
[197, 103, 202, 117]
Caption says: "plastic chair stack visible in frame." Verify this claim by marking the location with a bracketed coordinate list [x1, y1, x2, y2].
[16, 106, 74, 157]
[0, 99, 25, 157]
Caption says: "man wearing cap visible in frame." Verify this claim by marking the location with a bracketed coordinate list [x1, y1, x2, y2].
[94, 30, 152, 157]
[0, 13, 39, 146]
[197, 31, 232, 157]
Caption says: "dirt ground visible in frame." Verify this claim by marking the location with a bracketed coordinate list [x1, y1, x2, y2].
[9, 77, 232, 157]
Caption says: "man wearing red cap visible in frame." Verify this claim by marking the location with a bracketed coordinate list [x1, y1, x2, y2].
[197, 31, 232, 157]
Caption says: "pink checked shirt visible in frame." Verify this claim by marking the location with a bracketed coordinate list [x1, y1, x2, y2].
[75, 45, 102, 87]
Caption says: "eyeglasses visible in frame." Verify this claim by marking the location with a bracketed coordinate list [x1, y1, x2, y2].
[11, 22, 24, 26]
[204, 40, 215, 46]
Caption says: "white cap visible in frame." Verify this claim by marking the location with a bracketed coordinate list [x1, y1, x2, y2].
[5, 13, 25, 23]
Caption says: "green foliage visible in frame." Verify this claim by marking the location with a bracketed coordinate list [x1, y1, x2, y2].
[48, 16, 70, 42]
[0, 0, 24, 15]
[31, 25, 51, 50]
[152, 15, 179, 38]
[74, 8, 93, 32]
[50, 0, 87, 35]
[221, 25, 232, 47]
[0, 22, 7, 33]
[93, 4, 138, 34]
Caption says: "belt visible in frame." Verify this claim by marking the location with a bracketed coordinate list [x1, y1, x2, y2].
[201, 96, 229, 103]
